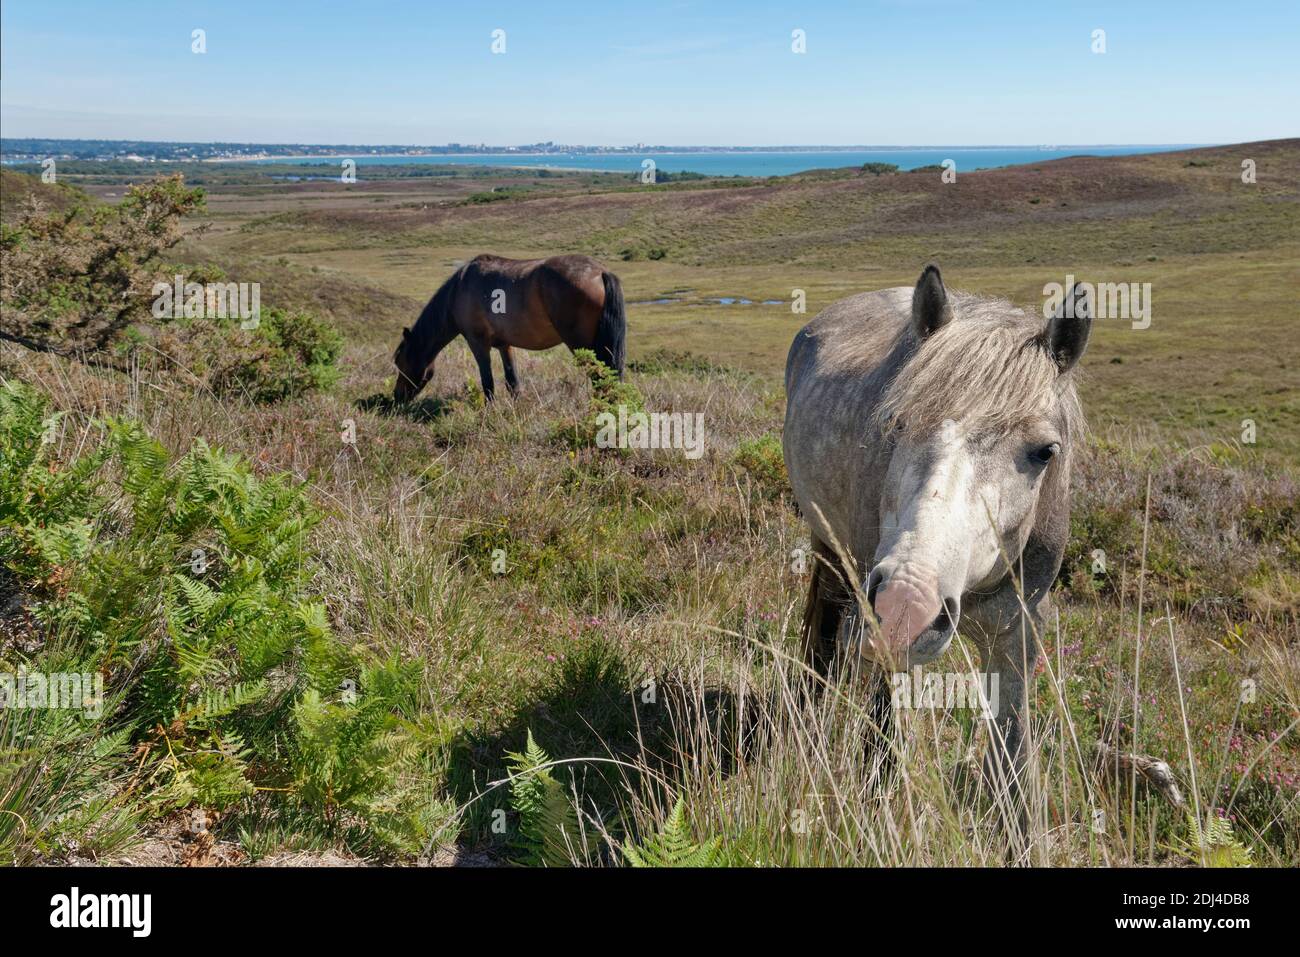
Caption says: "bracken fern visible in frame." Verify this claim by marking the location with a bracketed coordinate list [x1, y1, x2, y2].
[505, 730, 586, 866]
[622, 797, 722, 867]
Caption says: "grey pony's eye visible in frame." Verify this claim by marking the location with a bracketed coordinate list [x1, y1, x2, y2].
[1030, 443, 1060, 466]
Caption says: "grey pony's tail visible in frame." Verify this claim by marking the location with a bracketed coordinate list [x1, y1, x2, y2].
[593, 271, 627, 378]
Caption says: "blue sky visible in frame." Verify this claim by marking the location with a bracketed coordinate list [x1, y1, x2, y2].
[1, 0, 1296, 145]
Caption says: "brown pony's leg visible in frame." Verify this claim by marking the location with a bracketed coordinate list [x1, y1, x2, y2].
[498, 345, 519, 396]
[467, 338, 495, 401]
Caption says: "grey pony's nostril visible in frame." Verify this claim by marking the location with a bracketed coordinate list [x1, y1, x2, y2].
[933, 596, 961, 634]
[866, 567, 884, 612]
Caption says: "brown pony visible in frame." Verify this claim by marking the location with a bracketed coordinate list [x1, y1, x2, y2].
[392, 253, 626, 401]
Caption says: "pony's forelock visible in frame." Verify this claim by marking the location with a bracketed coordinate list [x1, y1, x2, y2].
[875, 293, 1085, 442]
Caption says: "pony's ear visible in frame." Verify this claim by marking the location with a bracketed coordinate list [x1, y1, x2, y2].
[401, 326, 410, 340]
[911, 264, 953, 339]
[1046, 283, 1092, 372]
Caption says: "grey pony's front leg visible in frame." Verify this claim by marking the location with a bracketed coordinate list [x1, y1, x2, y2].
[979, 611, 1042, 799]
[967, 582, 1048, 849]
[967, 507, 1065, 854]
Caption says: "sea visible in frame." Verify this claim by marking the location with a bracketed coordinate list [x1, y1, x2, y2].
[251, 145, 1202, 178]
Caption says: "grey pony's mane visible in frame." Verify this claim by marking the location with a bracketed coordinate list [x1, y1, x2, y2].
[875, 292, 1085, 442]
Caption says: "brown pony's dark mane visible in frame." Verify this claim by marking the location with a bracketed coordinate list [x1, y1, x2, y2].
[404, 267, 464, 368]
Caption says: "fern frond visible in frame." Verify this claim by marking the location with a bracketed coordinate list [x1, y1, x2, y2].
[622, 797, 722, 867]
[177, 680, 270, 728]
[1173, 811, 1253, 868]
[505, 730, 585, 867]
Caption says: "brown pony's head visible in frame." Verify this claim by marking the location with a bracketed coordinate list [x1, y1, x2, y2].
[393, 270, 462, 402]
[393, 326, 433, 402]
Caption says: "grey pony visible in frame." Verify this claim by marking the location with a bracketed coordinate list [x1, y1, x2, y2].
[783, 264, 1091, 792]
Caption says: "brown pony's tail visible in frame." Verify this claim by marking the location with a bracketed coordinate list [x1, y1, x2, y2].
[595, 271, 627, 378]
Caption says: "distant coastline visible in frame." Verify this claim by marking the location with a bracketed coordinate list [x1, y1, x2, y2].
[234, 146, 1206, 177]
[0, 139, 1209, 178]
[203, 145, 1197, 160]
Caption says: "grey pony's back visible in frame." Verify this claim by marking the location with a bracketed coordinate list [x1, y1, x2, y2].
[783, 287, 911, 394]
[783, 286, 915, 563]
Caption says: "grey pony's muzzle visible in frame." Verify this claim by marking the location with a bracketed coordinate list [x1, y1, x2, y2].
[840, 592, 960, 667]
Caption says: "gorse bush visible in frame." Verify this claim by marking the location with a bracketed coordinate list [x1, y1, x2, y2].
[552, 347, 646, 450]
[0, 174, 205, 354]
[153, 304, 344, 402]
[465, 186, 533, 204]
[1, 172, 342, 404]
[627, 348, 733, 378]
[576, 346, 643, 419]
[0, 380, 443, 861]
[732, 433, 788, 499]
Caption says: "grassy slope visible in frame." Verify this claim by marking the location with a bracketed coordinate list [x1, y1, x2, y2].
[4, 141, 1298, 865]
[175, 138, 1299, 461]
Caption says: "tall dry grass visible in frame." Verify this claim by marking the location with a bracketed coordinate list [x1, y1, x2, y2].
[2, 333, 1296, 865]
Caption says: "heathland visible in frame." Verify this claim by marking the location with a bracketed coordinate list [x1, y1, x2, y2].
[1, 140, 1296, 866]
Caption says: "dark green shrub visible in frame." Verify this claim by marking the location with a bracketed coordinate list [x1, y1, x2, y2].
[732, 433, 788, 497]
[156, 305, 343, 402]
[0, 173, 205, 353]
[552, 348, 646, 450]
